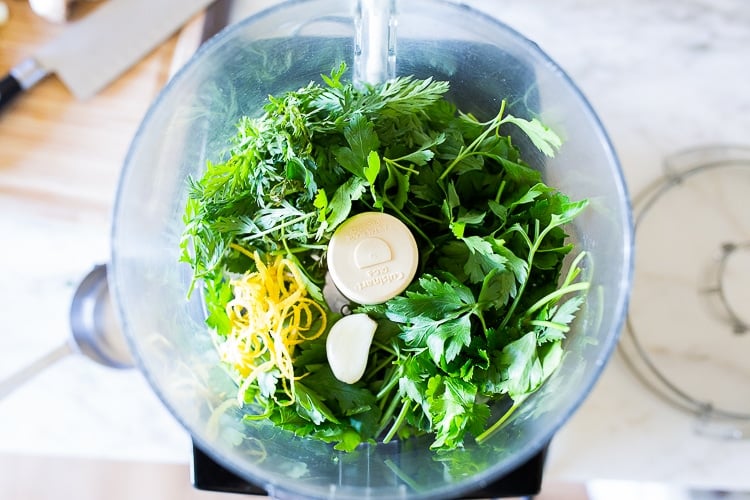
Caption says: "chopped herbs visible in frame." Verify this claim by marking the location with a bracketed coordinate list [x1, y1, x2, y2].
[181, 63, 590, 452]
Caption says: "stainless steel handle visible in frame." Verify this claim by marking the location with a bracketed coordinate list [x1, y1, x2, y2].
[0, 342, 73, 401]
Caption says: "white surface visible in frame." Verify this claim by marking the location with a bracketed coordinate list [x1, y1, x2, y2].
[0, 203, 193, 463]
[1, 0, 749, 492]
[476, 0, 750, 491]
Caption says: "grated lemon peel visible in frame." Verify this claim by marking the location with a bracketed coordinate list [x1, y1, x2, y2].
[220, 244, 327, 406]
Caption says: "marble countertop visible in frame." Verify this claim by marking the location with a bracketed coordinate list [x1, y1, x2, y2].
[1, 0, 749, 493]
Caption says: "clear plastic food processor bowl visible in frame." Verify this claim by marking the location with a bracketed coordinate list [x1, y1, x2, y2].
[110, 1, 633, 498]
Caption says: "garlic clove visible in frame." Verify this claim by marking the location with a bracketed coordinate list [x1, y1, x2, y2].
[326, 313, 378, 384]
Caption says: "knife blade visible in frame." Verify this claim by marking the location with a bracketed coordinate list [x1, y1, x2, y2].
[0, 0, 216, 111]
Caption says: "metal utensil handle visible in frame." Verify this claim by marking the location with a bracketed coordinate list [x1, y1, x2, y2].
[0, 342, 73, 400]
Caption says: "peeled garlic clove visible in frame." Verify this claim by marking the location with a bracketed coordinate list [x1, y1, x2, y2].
[326, 313, 378, 384]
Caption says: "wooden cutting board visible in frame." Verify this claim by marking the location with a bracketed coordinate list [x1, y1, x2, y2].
[0, 1, 204, 220]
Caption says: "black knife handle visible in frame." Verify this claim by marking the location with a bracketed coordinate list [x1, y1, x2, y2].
[0, 74, 23, 110]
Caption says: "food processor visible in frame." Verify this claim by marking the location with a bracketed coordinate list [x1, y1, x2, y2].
[109, 0, 633, 498]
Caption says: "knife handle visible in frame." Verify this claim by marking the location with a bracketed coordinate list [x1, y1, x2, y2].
[0, 73, 23, 110]
[0, 59, 48, 112]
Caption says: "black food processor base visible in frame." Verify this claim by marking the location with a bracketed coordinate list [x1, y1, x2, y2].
[191, 442, 547, 499]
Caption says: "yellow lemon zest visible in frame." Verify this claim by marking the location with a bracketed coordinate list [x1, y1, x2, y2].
[219, 245, 327, 405]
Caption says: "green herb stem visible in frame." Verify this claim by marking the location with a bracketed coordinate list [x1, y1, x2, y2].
[528, 320, 570, 333]
[384, 460, 424, 493]
[499, 218, 562, 330]
[475, 399, 523, 445]
[382, 400, 412, 443]
[383, 158, 420, 175]
[438, 100, 507, 181]
[376, 394, 403, 438]
[494, 179, 507, 204]
[375, 367, 401, 400]
[525, 281, 590, 317]
[383, 199, 434, 251]
[372, 340, 397, 357]
[240, 212, 317, 241]
[411, 212, 444, 224]
[369, 353, 397, 381]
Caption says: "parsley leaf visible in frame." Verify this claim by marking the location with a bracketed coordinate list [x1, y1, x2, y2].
[502, 115, 563, 158]
[427, 376, 489, 449]
[334, 112, 380, 178]
[462, 236, 507, 284]
[386, 275, 474, 321]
